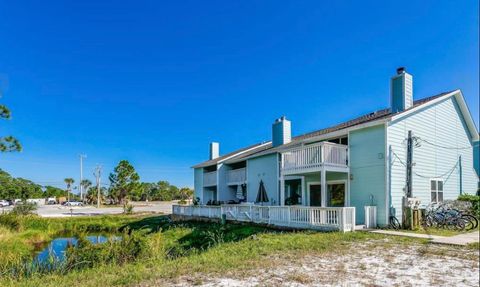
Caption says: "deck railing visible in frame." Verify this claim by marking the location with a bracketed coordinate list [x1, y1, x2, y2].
[203, 171, 217, 187]
[172, 205, 356, 232]
[226, 167, 246, 184]
[281, 142, 348, 174]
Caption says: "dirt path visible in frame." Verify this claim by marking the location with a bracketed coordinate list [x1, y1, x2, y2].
[170, 239, 479, 287]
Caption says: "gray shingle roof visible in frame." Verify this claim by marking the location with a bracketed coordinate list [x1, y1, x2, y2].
[192, 92, 454, 168]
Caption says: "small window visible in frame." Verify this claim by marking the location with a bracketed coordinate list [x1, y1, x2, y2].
[430, 179, 444, 203]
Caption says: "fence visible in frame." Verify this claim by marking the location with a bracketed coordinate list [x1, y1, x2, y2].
[173, 204, 356, 232]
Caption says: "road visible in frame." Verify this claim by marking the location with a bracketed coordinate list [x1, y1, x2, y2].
[0, 201, 174, 217]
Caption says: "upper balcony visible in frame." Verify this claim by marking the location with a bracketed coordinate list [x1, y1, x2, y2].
[226, 167, 246, 185]
[203, 170, 217, 187]
[280, 142, 348, 175]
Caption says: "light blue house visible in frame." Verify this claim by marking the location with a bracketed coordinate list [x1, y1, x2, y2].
[192, 68, 479, 226]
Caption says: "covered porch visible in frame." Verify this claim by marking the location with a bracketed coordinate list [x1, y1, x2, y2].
[280, 141, 350, 208]
[281, 171, 349, 208]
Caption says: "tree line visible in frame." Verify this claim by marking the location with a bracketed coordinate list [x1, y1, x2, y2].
[0, 160, 192, 203]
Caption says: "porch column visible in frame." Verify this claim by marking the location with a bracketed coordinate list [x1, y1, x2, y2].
[280, 175, 285, 206]
[321, 168, 327, 207]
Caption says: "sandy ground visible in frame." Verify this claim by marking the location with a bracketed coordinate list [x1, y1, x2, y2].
[169, 238, 480, 287]
[1, 201, 174, 217]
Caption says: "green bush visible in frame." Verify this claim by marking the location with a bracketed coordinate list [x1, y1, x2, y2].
[11, 202, 37, 216]
[0, 214, 21, 231]
[458, 194, 480, 217]
[123, 203, 134, 214]
[65, 231, 148, 270]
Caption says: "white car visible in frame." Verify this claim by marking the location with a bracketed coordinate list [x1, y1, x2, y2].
[0, 200, 10, 207]
[63, 201, 83, 207]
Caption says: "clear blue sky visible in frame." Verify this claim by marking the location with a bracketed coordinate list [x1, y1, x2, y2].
[0, 1, 478, 189]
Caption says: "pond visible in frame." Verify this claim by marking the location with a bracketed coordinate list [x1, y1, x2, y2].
[33, 234, 121, 265]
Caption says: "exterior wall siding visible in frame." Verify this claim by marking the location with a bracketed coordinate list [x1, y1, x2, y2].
[349, 125, 387, 225]
[193, 167, 204, 202]
[388, 97, 479, 222]
[246, 153, 279, 205]
[474, 141, 480, 177]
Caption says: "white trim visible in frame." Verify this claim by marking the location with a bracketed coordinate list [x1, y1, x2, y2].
[391, 90, 478, 141]
[239, 120, 387, 161]
[306, 180, 348, 207]
[283, 176, 305, 205]
[302, 120, 386, 145]
[384, 123, 390, 224]
[326, 180, 348, 207]
[429, 178, 444, 203]
[193, 142, 271, 168]
[307, 181, 321, 206]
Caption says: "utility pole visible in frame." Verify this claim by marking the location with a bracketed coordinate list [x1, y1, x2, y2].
[406, 131, 413, 198]
[94, 165, 102, 208]
[403, 130, 413, 229]
[79, 154, 87, 202]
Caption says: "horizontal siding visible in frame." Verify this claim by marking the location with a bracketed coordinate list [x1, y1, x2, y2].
[388, 97, 479, 220]
[349, 125, 387, 225]
[193, 168, 204, 202]
[246, 154, 279, 205]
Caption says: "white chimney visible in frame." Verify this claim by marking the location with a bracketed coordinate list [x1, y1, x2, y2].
[391, 67, 413, 113]
[272, 116, 291, 147]
[209, 142, 219, 160]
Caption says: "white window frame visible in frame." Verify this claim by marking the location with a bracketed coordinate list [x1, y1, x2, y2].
[284, 176, 305, 205]
[430, 179, 444, 203]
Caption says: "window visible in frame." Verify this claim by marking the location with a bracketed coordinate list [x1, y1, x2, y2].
[430, 179, 443, 203]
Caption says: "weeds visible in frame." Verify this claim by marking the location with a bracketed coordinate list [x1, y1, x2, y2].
[11, 202, 37, 216]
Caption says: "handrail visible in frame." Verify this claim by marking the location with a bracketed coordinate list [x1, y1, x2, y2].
[226, 167, 246, 184]
[203, 171, 217, 186]
[172, 204, 356, 232]
[281, 142, 348, 172]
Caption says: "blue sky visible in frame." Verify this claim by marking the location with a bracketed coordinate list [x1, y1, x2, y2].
[0, 1, 478, 189]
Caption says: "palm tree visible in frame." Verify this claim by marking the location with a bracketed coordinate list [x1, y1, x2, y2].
[80, 179, 92, 203]
[64, 178, 74, 202]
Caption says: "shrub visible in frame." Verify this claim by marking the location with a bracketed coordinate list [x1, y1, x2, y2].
[65, 231, 148, 269]
[192, 197, 200, 206]
[458, 194, 480, 217]
[0, 214, 21, 231]
[123, 203, 134, 214]
[11, 202, 37, 216]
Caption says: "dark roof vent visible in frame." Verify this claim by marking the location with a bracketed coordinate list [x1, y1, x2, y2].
[396, 67, 406, 74]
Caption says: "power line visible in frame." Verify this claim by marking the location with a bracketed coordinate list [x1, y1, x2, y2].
[391, 150, 459, 179]
[414, 137, 472, 150]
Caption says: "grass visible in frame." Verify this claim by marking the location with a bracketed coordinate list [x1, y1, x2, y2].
[0, 214, 466, 287]
[402, 226, 480, 237]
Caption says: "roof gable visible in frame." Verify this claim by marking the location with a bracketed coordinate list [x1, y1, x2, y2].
[391, 90, 479, 141]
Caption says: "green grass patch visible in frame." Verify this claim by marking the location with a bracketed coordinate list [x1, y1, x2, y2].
[0, 215, 432, 287]
[403, 226, 479, 237]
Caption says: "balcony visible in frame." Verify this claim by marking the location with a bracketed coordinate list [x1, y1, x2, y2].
[281, 142, 348, 175]
[227, 167, 246, 185]
[203, 171, 217, 187]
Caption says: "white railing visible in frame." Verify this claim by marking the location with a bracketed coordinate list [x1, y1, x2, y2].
[364, 206, 377, 229]
[172, 205, 356, 232]
[203, 171, 217, 187]
[226, 168, 246, 184]
[281, 142, 348, 174]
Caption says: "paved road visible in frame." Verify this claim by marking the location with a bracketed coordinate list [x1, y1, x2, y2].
[1, 201, 174, 217]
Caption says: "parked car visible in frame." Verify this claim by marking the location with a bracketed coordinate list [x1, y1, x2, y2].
[0, 200, 10, 207]
[62, 201, 83, 207]
[46, 197, 57, 205]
